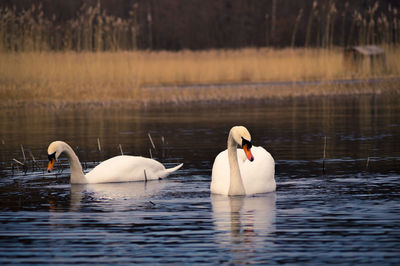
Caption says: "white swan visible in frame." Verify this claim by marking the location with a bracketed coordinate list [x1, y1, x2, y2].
[210, 126, 275, 195]
[47, 141, 183, 184]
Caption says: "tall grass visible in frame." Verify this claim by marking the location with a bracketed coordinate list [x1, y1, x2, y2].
[0, 3, 137, 52]
[1, 2, 399, 105]
[1, 48, 399, 105]
[302, 1, 400, 48]
[0, 2, 400, 51]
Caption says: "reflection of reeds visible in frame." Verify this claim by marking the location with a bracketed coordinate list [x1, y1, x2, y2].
[1, 48, 399, 105]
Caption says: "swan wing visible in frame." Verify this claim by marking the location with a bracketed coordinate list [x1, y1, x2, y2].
[85, 155, 174, 183]
[239, 146, 276, 194]
[211, 147, 276, 195]
[210, 150, 231, 195]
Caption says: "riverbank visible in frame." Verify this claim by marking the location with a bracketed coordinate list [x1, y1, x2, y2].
[2, 77, 399, 109]
[1, 48, 400, 108]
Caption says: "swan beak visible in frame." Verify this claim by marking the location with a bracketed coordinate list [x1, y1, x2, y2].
[243, 143, 254, 162]
[47, 158, 55, 172]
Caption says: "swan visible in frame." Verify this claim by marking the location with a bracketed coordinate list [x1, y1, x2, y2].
[210, 126, 275, 195]
[47, 141, 183, 184]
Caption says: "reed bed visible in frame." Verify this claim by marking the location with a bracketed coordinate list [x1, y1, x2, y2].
[1, 47, 400, 106]
[0, 3, 137, 52]
[1, 1, 400, 106]
[1, 2, 400, 51]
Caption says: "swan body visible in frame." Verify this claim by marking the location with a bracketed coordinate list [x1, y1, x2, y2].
[47, 141, 183, 184]
[210, 126, 275, 195]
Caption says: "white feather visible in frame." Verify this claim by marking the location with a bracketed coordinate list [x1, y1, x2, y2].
[47, 141, 183, 184]
[85, 155, 183, 183]
[210, 126, 276, 195]
[211, 146, 275, 195]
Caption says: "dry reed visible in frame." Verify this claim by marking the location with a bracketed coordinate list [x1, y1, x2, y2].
[0, 3, 137, 52]
[1, 47, 400, 106]
[1, 2, 399, 51]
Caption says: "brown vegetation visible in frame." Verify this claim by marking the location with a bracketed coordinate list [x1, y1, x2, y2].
[0, 1, 399, 51]
[1, 1, 399, 107]
[1, 48, 399, 107]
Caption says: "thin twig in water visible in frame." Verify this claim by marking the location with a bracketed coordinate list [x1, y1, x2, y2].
[29, 151, 36, 163]
[97, 138, 101, 152]
[29, 151, 41, 170]
[161, 136, 165, 159]
[13, 158, 27, 173]
[149, 149, 152, 159]
[57, 167, 64, 174]
[13, 158, 25, 166]
[322, 136, 327, 174]
[144, 169, 148, 182]
[119, 144, 124, 155]
[20, 144, 26, 162]
[148, 133, 156, 150]
[366, 157, 370, 170]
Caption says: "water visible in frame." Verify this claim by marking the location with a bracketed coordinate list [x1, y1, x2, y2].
[0, 95, 399, 264]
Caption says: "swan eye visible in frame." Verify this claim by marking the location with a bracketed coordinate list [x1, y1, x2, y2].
[48, 152, 56, 161]
[241, 137, 252, 148]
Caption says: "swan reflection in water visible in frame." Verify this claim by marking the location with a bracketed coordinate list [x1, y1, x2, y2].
[211, 193, 276, 262]
[48, 180, 167, 229]
[69, 180, 167, 211]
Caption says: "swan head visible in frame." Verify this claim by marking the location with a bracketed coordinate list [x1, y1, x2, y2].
[230, 126, 254, 162]
[47, 141, 65, 172]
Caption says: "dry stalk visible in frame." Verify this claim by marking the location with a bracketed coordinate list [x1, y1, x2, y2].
[97, 138, 101, 152]
[322, 136, 327, 174]
[148, 133, 156, 150]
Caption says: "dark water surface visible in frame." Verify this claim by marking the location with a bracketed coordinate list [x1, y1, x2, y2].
[0, 95, 399, 264]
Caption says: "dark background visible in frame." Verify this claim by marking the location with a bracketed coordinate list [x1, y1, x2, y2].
[1, 0, 399, 50]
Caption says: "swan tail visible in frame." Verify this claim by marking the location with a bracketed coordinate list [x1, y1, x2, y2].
[165, 163, 183, 174]
[157, 163, 183, 179]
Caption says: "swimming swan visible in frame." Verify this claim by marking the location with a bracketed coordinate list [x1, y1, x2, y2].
[210, 126, 275, 195]
[47, 141, 183, 184]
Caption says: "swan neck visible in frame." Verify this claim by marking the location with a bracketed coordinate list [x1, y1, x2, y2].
[62, 143, 86, 184]
[227, 131, 245, 195]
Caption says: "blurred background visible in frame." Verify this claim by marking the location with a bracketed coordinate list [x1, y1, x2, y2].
[1, 0, 399, 51]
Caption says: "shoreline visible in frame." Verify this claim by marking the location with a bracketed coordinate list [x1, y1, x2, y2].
[2, 77, 399, 110]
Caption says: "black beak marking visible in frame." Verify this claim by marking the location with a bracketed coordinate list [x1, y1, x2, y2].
[241, 137, 252, 148]
[48, 152, 56, 161]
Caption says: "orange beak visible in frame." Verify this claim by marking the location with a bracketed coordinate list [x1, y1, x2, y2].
[243, 143, 254, 162]
[47, 158, 55, 172]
